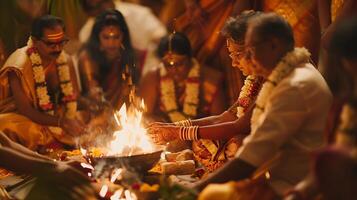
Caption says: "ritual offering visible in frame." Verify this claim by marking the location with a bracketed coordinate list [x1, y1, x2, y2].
[88, 103, 165, 174]
[165, 149, 194, 162]
[161, 160, 196, 175]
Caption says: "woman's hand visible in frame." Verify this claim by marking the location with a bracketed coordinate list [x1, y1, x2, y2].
[146, 125, 180, 144]
[146, 121, 174, 128]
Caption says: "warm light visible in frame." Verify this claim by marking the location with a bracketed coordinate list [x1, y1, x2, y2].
[110, 189, 123, 200]
[110, 168, 123, 182]
[140, 99, 146, 111]
[80, 147, 87, 156]
[80, 162, 94, 170]
[107, 103, 155, 156]
[99, 184, 109, 198]
[124, 190, 137, 200]
[265, 171, 270, 179]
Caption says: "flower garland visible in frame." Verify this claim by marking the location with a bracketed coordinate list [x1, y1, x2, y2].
[159, 59, 200, 122]
[27, 37, 77, 134]
[236, 75, 263, 118]
[251, 47, 310, 131]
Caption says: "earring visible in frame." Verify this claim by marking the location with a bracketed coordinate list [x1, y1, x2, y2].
[120, 43, 125, 50]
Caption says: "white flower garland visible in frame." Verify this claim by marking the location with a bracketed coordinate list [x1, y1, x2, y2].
[27, 37, 77, 134]
[251, 47, 311, 131]
[159, 59, 200, 122]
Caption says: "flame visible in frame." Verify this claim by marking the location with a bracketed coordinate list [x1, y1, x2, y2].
[107, 103, 154, 156]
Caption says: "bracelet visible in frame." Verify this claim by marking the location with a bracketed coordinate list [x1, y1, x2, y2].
[174, 119, 193, 127]
[179, 126, 200, 140]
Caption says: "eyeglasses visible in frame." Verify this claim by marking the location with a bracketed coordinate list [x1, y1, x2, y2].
[40, 38, 69, 48]
[228, 49, 245, 59]
[226, 40, 245, 59]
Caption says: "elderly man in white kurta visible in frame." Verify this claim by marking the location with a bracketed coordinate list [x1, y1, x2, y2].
[196, 13, 332, 199]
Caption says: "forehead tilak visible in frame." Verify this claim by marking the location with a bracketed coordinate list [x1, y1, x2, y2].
[45, 31, 64, 40]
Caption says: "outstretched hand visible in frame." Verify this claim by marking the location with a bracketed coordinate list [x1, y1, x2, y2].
[146, 125, 180, 145]
[146, 121, 174, 128]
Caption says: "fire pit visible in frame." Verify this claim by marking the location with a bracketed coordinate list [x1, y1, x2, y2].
[92, 149, 163, 173]
[90, 102, 164, 174]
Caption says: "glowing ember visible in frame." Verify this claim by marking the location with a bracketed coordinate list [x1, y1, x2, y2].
[107, 102, 154, 156]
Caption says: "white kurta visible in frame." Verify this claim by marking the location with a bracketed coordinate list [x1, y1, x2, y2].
[236, 64, 333, 195]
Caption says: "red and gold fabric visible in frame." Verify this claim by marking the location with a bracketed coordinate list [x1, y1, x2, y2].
[175, 0, 244, 105]
[260, 0, 320, 64]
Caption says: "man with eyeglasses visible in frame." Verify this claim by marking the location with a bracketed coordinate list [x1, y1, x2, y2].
[0, 15, 88, 151]
[146, 11, 263, 174]
[194, 13, 332, 200]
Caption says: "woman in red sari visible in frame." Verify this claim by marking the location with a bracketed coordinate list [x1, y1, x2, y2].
[78, 9, 137, 109]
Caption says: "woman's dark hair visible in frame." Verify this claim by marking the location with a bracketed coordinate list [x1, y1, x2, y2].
[31, 15, 65, 39]
[221, 10, 260, 43]
[157, 32, 192, 58]
[84, 9, 136, 83]
[326, 17, 357, 98]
